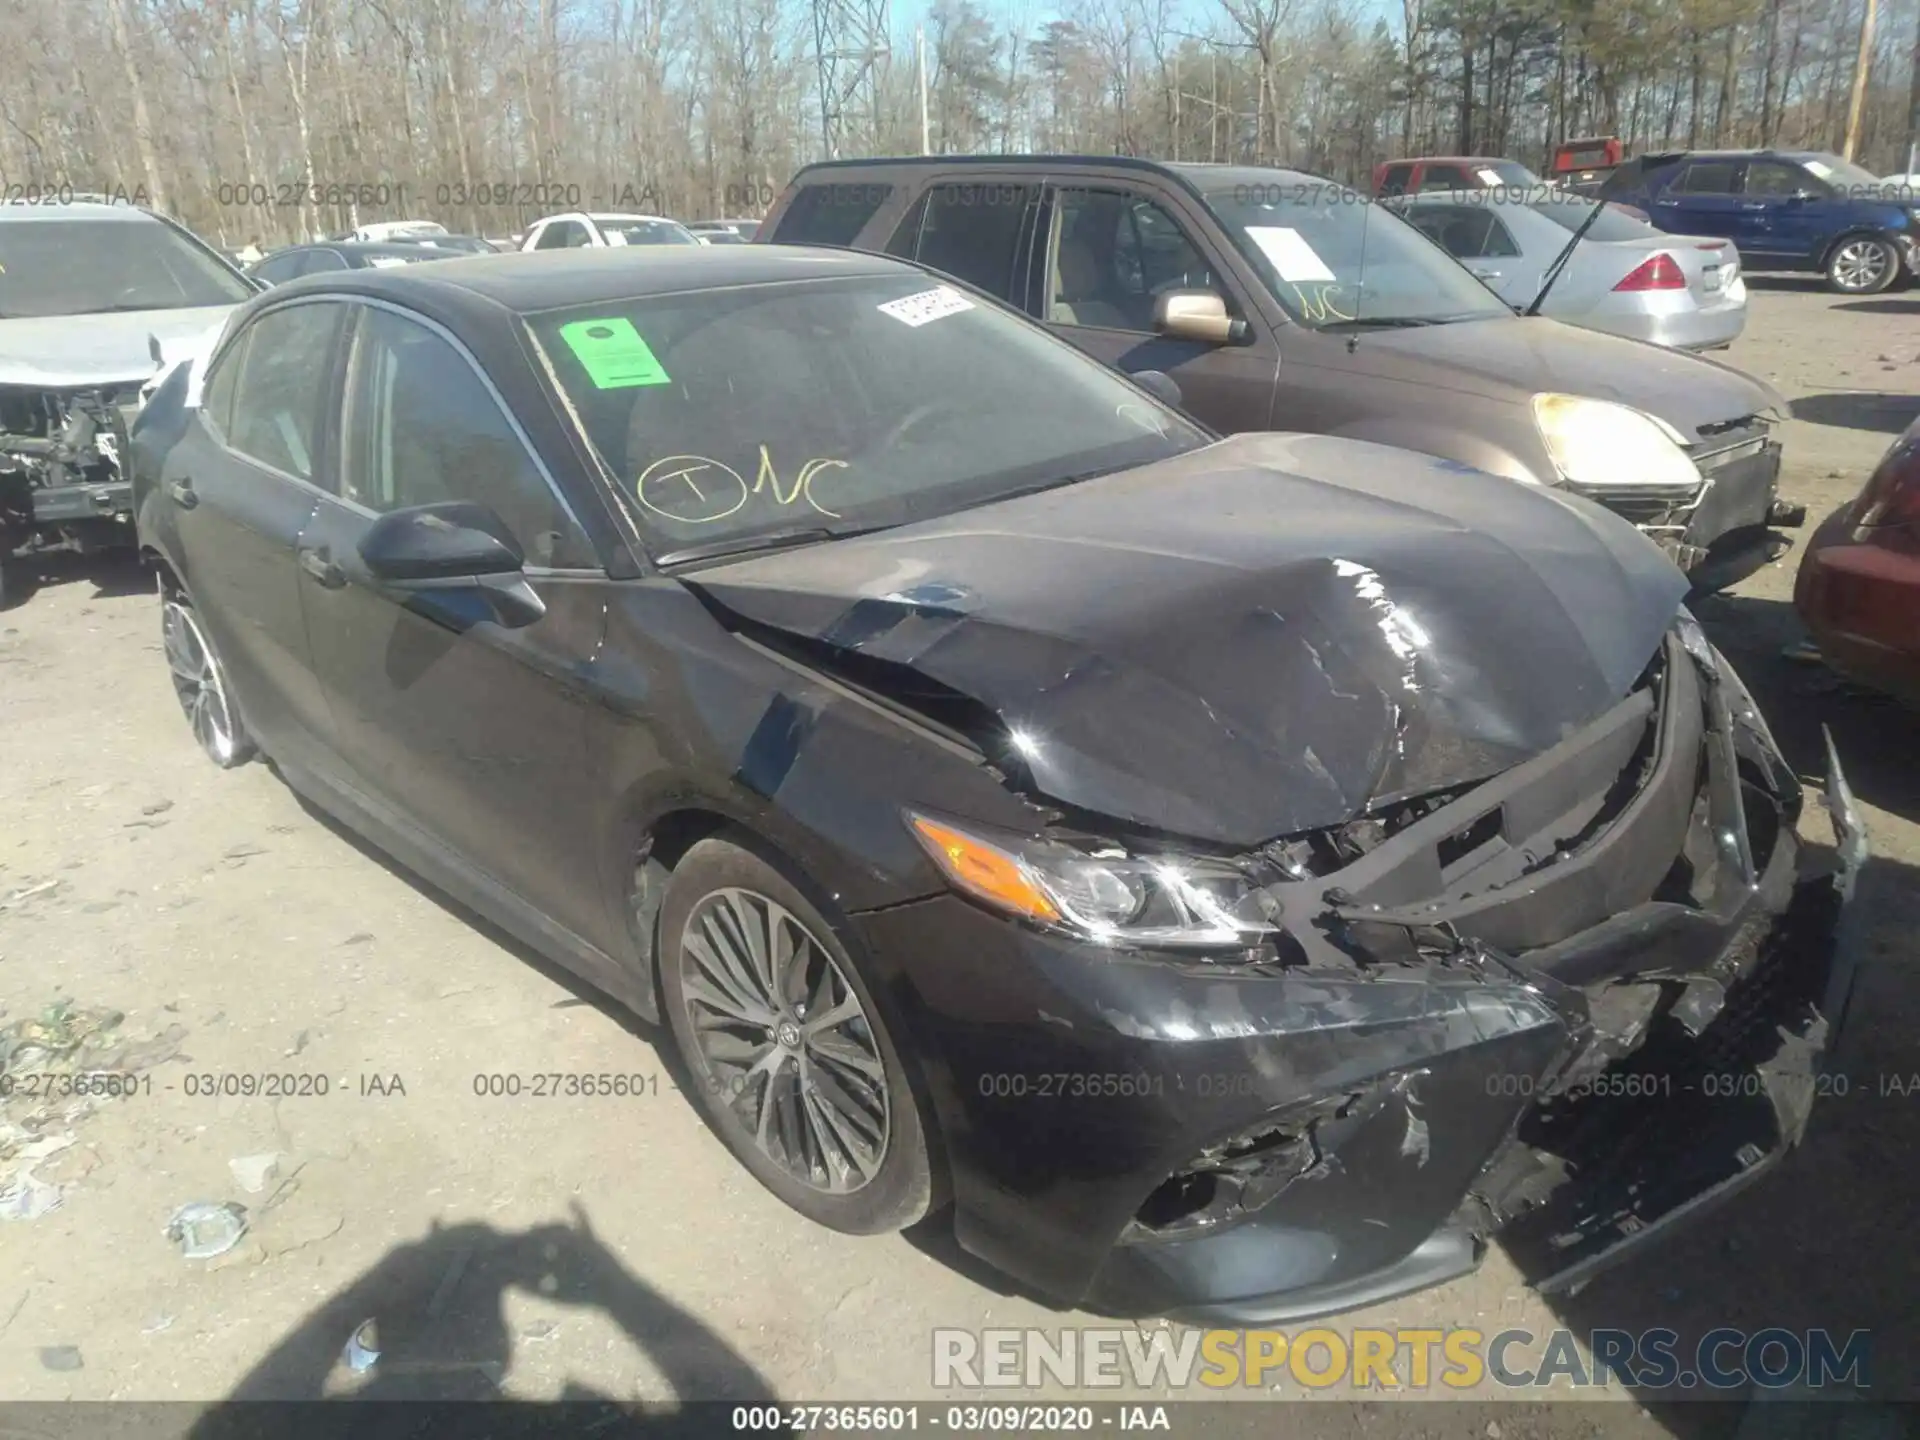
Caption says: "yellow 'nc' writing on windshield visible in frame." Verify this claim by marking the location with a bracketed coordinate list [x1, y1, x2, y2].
[754, 444, 850, 517]
[1291, 283, 1356, 323]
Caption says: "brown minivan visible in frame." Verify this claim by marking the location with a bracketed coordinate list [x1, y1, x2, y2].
[756, 155, 1807, 592]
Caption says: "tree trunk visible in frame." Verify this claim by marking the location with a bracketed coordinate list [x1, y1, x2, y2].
[105, 0, 169, 212]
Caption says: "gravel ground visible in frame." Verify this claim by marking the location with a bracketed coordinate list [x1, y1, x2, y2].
[0, 279, 1914, 1435]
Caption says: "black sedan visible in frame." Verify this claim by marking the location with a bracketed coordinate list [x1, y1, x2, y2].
[128, 246, 1865, 1323]
[247, 240, 456, 285]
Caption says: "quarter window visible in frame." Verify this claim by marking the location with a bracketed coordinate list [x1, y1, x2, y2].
[771, 182, 895, 246]
[225, 302, 343, 482]
[339, 308, 595, 569]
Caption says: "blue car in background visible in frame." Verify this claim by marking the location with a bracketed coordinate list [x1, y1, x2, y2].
[1609, 148, 1918, 294]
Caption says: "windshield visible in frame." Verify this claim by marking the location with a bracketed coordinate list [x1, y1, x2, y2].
[1795, 154, 1885, 191]
[1199, 184, 1512, 327]
[528, 273, 1208, 561]
[0, 217, 252, 318]
[599, 219, 699, 247]
[1525, 197, 1660, 241]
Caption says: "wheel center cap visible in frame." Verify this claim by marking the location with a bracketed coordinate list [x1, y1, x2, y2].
[775, 1020, 802, 1050]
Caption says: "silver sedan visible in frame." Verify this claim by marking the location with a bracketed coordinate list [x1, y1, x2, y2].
[1395, 190, 1747, 350]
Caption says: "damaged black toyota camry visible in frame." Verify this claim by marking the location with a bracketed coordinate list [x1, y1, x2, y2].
[130, 245, 1867, 1323]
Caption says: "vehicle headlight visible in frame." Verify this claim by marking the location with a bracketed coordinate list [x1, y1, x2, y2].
[1532, 392, 1702, 491]
[906, 811, 1283, 948]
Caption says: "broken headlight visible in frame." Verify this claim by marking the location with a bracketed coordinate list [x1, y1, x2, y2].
[907, 811, 1282, 948]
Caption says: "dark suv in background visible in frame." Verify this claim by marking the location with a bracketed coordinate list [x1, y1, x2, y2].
[1607, 149, 1919, 294]
[758, 155, 1806, 593]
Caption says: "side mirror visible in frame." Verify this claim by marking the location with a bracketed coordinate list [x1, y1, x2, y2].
[1131, 369, 1183, 409]
[358, 501, 545, 629]
[1153, 289, 1250, 345]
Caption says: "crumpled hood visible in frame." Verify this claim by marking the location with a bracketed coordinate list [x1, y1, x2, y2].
[0, 305, 239, 389]
[1360, 314, 1787, 434]
[689, 433, 1690, 847]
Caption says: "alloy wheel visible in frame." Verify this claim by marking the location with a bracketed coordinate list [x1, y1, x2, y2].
[677, 887, 890, 1195]
[1831, 239, 1891, 293]
[162, 599, 240, 764]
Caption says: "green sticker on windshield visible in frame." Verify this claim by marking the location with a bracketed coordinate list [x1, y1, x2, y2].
[558, 317, 671, 389]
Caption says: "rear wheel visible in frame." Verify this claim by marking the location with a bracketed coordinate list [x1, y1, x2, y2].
[1826, 236, 1899, 295]
[657, 836, 935, 1234]
[161, 592, 255, 768]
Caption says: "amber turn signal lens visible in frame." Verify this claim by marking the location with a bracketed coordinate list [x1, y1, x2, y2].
[909, 815, 1061, 923]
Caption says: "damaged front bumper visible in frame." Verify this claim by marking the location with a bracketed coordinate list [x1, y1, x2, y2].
[855, 629, 1868, 1323]
[0, 384, 144, 555]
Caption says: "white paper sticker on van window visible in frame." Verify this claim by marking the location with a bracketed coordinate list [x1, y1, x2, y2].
[1244, 227, 1336, 284]
[1476, 167, 1505, 186]
[878, 285, 975, 327]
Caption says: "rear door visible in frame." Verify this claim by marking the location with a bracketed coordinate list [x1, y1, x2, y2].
[291, 300, 614, 942]
[159, 299, 349, 759]
[1028, 178, 1280, 434]
[884, 177, 1042, 305]
[1649, 158, 1746, 243]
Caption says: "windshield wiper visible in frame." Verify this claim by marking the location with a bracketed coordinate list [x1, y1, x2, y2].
[1316, 316, 1445, 331]
[655, 523, 891, 568]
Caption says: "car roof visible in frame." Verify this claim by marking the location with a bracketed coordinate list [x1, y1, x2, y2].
[278, 240, 442, 258]
[792, 153, 1337, 191]
[260, 243, 910, 315]
[0, 200, 160, 225]
[1384, 156, 1510, 166]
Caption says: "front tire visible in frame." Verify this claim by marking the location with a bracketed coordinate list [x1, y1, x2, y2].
[1826, 236, 1899, 295]
[161, 592, 256, 768]
[657, 835, 935, 1235]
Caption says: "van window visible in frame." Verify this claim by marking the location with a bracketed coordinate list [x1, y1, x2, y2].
[908, 183, 1036, 301]
[771, 182, 894, 246]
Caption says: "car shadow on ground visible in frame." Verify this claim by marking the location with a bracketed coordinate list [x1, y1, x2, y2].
[169, 1203, 777, 1437]
[1505, 597, 1920, 1438]
[1791, 393, 1920, 435]
[1834, 298, 1920, 317]
[0, 549, 150, 611]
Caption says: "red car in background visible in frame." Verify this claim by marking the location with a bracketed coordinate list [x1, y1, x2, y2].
[1372, 155, 1541, 196]
[1796, 413, 1920, 705]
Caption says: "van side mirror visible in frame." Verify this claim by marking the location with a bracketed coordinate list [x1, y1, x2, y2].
[1153, 289, 1250, 345]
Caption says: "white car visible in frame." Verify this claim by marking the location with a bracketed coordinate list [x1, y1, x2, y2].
[519, 212, 701, 251]
[0, 200, 257, 604]
[1881, 173, 1920, 198]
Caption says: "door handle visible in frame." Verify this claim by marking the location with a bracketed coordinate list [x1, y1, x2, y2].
[166, 478, 198, 510]
[1468, 266, 1503, 280]
[1740, 203, 1768, 211]
[297, 546, 346, 589]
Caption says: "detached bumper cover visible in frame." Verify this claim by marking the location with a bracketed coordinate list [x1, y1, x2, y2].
[29, 479, 133, 524]
[858, 636, 1867, 1322]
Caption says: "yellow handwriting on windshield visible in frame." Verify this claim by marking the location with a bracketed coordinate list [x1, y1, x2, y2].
[753, 445, 849, 519]
[636, 448, 849, 525]
[1291, 283, 1356, 323]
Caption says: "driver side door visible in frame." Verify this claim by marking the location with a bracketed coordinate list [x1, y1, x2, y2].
[291, 300, 615, 943]
[1032, 183, 1280, 434]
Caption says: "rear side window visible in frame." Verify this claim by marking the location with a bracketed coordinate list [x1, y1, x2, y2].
[1410, 205, 1520, 258]
[1419, 164, 1475, 191]
[910, 183, 1035, 300]
[225, 302, 343, 482]
[771, 182, 894, 246]
[1672, 161, 1739, 195]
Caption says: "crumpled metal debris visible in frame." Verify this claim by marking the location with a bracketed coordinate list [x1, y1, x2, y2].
[228, 1153, 282, 1195]
[165, 1201, 249, 1259]
[0, 1132, 75, 1222]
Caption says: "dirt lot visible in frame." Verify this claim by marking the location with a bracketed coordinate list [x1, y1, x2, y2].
[0, 281, 1915, 1434]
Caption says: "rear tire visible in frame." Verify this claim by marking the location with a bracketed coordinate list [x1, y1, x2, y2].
[1826, 235, 1899, 295]
[161, 591, 256, 768]
[657, 835, 935, 1235]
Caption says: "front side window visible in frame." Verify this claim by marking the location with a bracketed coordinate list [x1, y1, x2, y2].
[251, 252, 306, 286]
[339, 308, 596, 568]
[0, 217, 254, 319]
[534, 221, 582, 251]
[527, 273, 1208, 563]
[1743, 161, 1813, 198]
[1047, 189, 1237, 331]
[1377, 164, 1414, 196]
[1199, 181, 1512, 329]
[225, 303, 343, 481]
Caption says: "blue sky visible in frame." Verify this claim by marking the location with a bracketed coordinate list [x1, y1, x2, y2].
[880, 0, 1402, 52]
